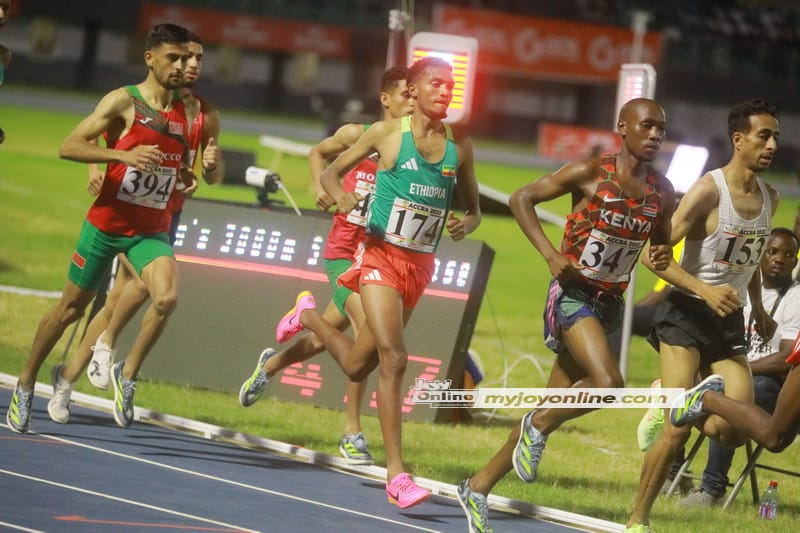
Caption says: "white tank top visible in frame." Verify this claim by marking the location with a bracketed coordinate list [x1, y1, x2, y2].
[678, 168, 771, 306]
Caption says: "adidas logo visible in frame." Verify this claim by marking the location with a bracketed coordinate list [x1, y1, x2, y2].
[400, 158, 419, 171]
[364, 269, 382, 281]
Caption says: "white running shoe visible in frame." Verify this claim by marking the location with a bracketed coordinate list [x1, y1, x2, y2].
[48, 364, 73, 424]
[87, 331, 116, 390]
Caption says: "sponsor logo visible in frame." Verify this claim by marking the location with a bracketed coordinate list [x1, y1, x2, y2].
[364, 269, 382, 282]
[400, 158, 419, 171]
[138, 117, 154, 125]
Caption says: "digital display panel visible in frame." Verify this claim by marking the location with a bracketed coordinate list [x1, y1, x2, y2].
[123, 198, 494, 422]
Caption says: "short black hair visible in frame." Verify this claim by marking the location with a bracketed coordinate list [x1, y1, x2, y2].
[381, 66, 408, 93]
[145, 23, 190, 51]
[727, 98, 778, 140]
[770, 227, 800, 251]
[407, 57, 452, 86]
[187, 31, 203, 46]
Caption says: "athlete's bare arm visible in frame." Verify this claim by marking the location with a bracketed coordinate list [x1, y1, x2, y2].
[309, 123, 364, 210]
[320, 119, 401, 213]
[447, 129, 481, 240]
[642, 173, 741, 316]
[509, 159, 599, 283]
[200, 101, 224, 185]
[60, 88, 162, 169]
[647, 176, 676, 270]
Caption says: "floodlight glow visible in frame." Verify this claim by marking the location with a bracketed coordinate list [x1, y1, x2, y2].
[614, 63, 656, 126]
[665, 144, 709, 194]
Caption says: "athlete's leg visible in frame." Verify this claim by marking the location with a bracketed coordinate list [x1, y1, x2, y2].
[121, 255, 179, 380]
[531, 316, 624, 433]
[701, 365, 800, 452]
[265, 301, 349, 375]
[101, 255, 149, 349]
[341, 293, 369, 434]
[628, 343, 700, 528]
[18, 280, 96, 389]
[299, 304, 378, 381]
[704, 355, 753, 447]
[359, 282, 412, 481]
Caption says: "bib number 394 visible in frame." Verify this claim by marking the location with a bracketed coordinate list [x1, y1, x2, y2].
[579, 229, 643, 283]
[117, 165, 177, 209]
[386, 198, 444, 253]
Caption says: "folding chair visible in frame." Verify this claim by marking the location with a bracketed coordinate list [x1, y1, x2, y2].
[668, 431, 800, 509]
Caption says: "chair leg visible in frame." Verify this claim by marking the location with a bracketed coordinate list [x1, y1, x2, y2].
[722, 441, 764, 510]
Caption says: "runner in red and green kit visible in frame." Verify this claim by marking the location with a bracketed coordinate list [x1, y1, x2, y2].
[268, 57, 482, 508]
[43, 33, 226, 429]
[5, 23, 196, 434]
[456, 98, 676, 533]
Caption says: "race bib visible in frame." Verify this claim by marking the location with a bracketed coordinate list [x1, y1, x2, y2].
[385, 197, 445, 253]
[116, 165, 177, 210]
[713, 225, 769, 273]
[578, 229, 644, 283]
[345, 179, 376, 227]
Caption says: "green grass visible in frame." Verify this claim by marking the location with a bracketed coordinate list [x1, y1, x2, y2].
[1, 101, 799, 533]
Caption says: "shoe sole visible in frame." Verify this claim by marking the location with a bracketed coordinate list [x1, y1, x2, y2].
[387, 491, 431, 509]
[5, 408, 28, 434]
[511, 411, 536, 482]
[338, 446, 374, 465]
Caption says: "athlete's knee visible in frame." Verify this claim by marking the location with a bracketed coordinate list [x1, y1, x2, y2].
[593, 372, 624, 390]
[150, 288, 178, 316]
[378, 347, 407, 376]
[53, 303, 85, 328]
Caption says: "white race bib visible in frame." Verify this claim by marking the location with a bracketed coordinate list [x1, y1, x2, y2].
[116, 165, 177, 209]
[714, 225, 769, 273]
[345, 179, 375, 227]
[579, 229, 644, 283]
[385, 197, 444, 253]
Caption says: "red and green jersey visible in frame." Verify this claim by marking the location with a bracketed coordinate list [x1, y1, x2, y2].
[561, 155, 667, 292]
[170, 93, 206, 214]
[87, 85, 189, 236]
[322, 150, 377, 261]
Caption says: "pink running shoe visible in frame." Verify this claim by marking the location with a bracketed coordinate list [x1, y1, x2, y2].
[275, 291, 316, 343]
[386, 473, 431, 508]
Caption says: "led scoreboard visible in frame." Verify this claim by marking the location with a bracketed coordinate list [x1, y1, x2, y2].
[118, 198, 494, 423]
[408, 32, 478, 125]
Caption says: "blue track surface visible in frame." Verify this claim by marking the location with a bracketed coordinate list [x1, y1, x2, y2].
[0, 386, 586, 532]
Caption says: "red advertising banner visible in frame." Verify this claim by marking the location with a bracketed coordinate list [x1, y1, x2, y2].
[539, 123, 622, 160]
[139, 2, 352, 58]
[433, 5, 661, 82]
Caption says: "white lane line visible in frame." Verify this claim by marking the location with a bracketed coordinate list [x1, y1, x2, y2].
[0, 521, 44, 533]
[34, 432, 442, 532]
[0, 285, 61, 299]
[0, 469, 256, 533]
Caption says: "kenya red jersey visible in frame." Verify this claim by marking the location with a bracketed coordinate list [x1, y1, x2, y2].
[87, 86, 188, 236]
[560, 155, 666, 293]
